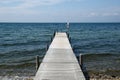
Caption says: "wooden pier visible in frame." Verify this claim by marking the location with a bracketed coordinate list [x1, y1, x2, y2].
[34, 32, 86, 80]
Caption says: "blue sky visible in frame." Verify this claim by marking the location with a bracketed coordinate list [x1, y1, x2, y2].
[0, 0, 120, 22]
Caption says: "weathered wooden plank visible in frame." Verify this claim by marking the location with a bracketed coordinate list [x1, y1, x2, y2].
[34, 32, 85, 80]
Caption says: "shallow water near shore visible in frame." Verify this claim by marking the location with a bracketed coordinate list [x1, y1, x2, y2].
[83, 53, 120, 79]
[0, 23, 120, 79]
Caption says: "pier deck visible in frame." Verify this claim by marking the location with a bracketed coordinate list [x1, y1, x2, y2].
[34, 32, 85, 80]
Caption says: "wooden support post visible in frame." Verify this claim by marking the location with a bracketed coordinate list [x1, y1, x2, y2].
[50, 31, 56, 45]
[50, 37, 53, 43]
[68, 33, 69, 39]
[53, 31, 56, 38]
[79, 54, 83, 67]
[66, 32, 69, 39]
[69, 37, 71, 43]
[72, 46, 75, 52]
[36, 55, 40, 70]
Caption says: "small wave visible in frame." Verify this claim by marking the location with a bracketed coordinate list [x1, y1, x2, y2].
[0, 48, 45, 65]
[82, 53, 120, 59]
[0, 62, 36, 69]
[12, 57, 36, 63]
[0, 48, 46, 57]
[83, 53, 115, 57]
[0, 40, 49, 47]
[12, 56, 43, 64]
[0, 54, 5, 57]
[80, 53, 120, 63]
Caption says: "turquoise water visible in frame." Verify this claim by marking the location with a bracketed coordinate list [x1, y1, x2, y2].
[0, 23, 120, 76]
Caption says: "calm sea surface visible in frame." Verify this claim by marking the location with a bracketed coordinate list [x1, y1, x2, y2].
[0, 23, 120, 76]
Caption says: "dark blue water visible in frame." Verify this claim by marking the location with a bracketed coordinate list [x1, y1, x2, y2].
[0, 23, 120, 76]
[70, 23, 120, 55]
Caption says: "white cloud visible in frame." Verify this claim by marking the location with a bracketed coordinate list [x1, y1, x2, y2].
[88, 12, 99, 17]
[102, 12, 119, 16]
[0, 0, 83, 14]
[0, 0, 83, 8]
[84, 12, 120, 17]
[0, 0, 73, 8]
[0, 0, 64, 10]
[0, 0, 62, 14]
[19, 0, 63, 8]
[0, 0, 120, 22]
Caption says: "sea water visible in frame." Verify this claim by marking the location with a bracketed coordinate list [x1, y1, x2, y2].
[0, 23, 120, 76]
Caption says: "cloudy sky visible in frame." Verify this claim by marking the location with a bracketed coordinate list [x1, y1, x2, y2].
[0, 0, 120, 22]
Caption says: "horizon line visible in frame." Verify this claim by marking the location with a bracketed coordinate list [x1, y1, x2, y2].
[0, 22, 120, 23]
